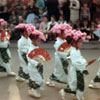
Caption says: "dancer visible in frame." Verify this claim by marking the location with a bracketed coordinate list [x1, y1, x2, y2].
[46, 24, 72, 86]
[88, 24, 100, 88]
[27, 29, 47, 98]
[59, 30, 90, 100]
[0, 18, 16, 76]
[15, 24, 33, 81]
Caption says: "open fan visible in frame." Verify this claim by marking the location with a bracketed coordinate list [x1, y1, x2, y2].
[28, 48, 51, 61]
[58, 42, 71, 52]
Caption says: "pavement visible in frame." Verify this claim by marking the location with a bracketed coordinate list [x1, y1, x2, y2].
[0, 41, 100, 100]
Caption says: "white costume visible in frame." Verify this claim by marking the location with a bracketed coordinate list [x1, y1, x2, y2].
[64, 46, 87, 100]
[17, 35, 31, 79]
[27, 44, 44, 89]
[0, 31, 13, 74]
[49, 37, 70, 84]
[89, 58, 100, 88]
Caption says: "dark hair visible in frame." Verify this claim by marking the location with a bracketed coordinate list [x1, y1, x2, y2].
[66, 36, 73, 44]
[51, 15, 56, 20]
[15, 28, 24, 34]
[29, 34, 39, 40]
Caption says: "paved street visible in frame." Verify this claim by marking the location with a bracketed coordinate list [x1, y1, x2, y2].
[0, 41, 100, 100]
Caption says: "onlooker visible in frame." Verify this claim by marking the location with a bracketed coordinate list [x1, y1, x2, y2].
[21, 4, 28, 20]
[27, 1, 38, 15]
[35, 0, 45, 9]
[80, 20, 90, 35]
[61, 0, 70, 22]
[70, 0, 80, 24]
[46, 0, 60, 20]
[26, 1, 38, 24]
[9, 10, 19, 25]
[33, 17, 39, 29]
[39, 16, 49, 41]
[80, 3, 90, 21]
[58, 15, 67, 24]
[19, 16, 25, 23]
[73, 19, 81, 30]
[38, 8, 47, 22]
[46, 15, 58, 41]
[39, 16, 48, 32]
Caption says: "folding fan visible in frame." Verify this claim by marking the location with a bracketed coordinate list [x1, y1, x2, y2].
[58, 42, 71, 52]
[28, 48, 51, 61]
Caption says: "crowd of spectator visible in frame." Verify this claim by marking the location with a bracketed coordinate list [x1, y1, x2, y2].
[0, 0, 100, 41]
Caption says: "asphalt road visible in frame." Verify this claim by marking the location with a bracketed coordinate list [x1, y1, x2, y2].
[0, 41, 100, 100]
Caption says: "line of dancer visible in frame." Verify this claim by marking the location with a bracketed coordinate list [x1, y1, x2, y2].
[0, 18, 100, 100]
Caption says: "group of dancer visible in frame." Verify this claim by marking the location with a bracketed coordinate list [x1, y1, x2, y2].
[0, 18, 100, 100]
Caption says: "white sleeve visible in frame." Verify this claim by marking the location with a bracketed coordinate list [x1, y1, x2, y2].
[0, 41, 8, 48]
[57, 50, 70, 59]
[54, 42, 70, 59]
[71, 50, 86, 72]
[28, 57, 39, 67]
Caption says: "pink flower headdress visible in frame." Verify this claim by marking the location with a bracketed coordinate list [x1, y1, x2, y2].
[98, 24, 100, 29]
[65, 29, 91, 41]
[51, 24, 72, 34]
[0, 18, 7, 26]
[15, 23, 36, 35]
[31, 30, 46, 41]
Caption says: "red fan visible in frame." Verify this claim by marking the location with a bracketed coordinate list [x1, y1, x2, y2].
[87, 59, 96, 67]
[58, 42, 71, 52]
[28, 48, 51, 61]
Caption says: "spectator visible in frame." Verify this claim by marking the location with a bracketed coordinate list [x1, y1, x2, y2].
[26, 1, 38, 24]
[14, 0, 24, 15]
[61, 0, 70, 22]
[21, 4, 28, 20]
[9, 10, 19, 25]
[0, 0, 7, 12]
[46, 0, 60, 20]
[39, 16, 49, 41]
[80, 20, 90, 35]
[19, 16, 25, 23]
[38, 8, 47, 22]
[35, 0, 45, 9]
[46, 15, 58, 41]
[90, 21, 97, 39]
[33, 17, 39, 29]
[70, 0, 80, 24]
[80, 3, 90, 21]
[73, 19, 81, 30]
[27, 1, 38, 15]
[58, 15, 67, 24]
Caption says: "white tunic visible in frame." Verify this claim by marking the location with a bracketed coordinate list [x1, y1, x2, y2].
[68, 46, 87, 100]
[27, 44, 43, 85]
[69, 46, 86, 90]
[17, 36, 31, 73]
[53, 37, 70, 83]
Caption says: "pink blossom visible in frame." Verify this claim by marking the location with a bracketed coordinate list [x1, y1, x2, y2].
[86, 36, 91, 40]
[0, 18, 7, 25]
[98, 24, 100, 28]
[51, 24, 72, 34]
[31, 30, 46, 41]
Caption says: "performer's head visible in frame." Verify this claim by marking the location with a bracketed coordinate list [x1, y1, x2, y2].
[22, 29, 29, 38]
[29, 30, 46, 46]
[29, 34, 40, 46]
[58, 30, 66, 40]
[71, 38, 82, 49]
